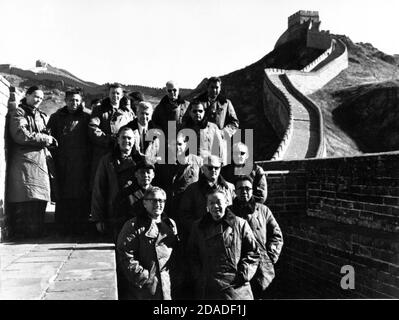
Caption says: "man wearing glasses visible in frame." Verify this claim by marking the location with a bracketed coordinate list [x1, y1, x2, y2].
[230, 176, 283, 299]
[184, 76, 239, 138]
[152, 80, 189, 136]
[221, 142, 268, 203]
[117, 187, 180, 300]
[179, 155, 234, 242]
[181, 100, 226, 161]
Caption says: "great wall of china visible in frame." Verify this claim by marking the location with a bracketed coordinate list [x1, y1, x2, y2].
[0, 11, 397, 299]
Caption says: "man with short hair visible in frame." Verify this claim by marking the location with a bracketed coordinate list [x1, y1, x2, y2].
[179, 155, 234, 240]
[221, 142, 268, 203]
[47, 89, 91, 234]
[165, 133, 203, 222]
[7, 86, 57, 238]
[91, 126, 142, 242]
[184, 77, 239, 138]
[128, 91, 145, 115]
[182, 100, 226, 161]
[117, 186, 180, 300]
[153, 80, 189, 135]
[88, 83, 134, 188]
[230, 176, 283, 299]
[187, 189, 259, 300]
[126, 101, 158, 156]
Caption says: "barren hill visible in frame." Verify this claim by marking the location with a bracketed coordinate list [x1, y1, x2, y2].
[189, 37, 325, 160]
[310, 36, 399, 156]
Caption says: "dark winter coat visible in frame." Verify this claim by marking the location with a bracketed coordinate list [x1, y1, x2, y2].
[182, 117, 227, 161]
[47, 106, 91, 199]
[179, 173, 235, 239]
[117, 211, 180, 300]
[90, 147, 142, 229]
[230, 198, 283, 290]
[152, 95, 189, 134]
[187, 209, 259, 300]
[221, 163, 268, 203]
[88, 97, 135, 186]
[6, 100, 53, 203]
[183, 92, 239, 137]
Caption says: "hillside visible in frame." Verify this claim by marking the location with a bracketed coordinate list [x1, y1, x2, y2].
[310, 35, 399, 156]
[189, 37, 325, 161]
[0, 62, 192, 115]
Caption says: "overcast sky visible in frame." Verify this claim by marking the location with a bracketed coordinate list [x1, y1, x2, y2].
[1, 0, 398, 88]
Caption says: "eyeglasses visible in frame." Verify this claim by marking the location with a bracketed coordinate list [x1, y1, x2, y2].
[144, 198, 166, 204]
[167, 89, 177, 93]
[205, 165, 220, 170]
[192, 110, 204, 113]
[234, 151, 246, 156]
[237, 187, 252, 191]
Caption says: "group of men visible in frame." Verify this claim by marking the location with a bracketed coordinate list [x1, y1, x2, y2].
[6, 76, 283, 300]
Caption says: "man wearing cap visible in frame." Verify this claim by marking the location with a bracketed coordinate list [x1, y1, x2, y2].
[113, 157, 156, 223]
[47, 89, 91, 234]
[153, 80, 189, 136]
[229, 176, 283, 299]
[179, 155, 235, 241]
[91, 125, 142, 242]
[88, 83, 134, 189]
[221, 142, 268, 204]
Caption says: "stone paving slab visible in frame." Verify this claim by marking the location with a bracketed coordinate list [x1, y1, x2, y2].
[47, 279, 116, 292]
[44, 287, 116, 300]
[0, 238, 117, 300]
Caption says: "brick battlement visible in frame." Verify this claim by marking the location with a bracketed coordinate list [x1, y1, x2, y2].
[257, 152, 399, 298]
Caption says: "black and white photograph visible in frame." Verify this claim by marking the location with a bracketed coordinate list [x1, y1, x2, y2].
[0, 0, 398, 308]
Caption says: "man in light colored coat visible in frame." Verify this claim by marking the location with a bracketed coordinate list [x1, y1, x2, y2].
[7, 86, 57, 238]
[229, 176, 283, 299]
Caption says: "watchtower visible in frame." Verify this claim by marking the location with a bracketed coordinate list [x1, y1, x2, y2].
[288, 10, 320, 29]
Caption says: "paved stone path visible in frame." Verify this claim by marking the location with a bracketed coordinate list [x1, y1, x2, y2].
[0, 237, 117, 300]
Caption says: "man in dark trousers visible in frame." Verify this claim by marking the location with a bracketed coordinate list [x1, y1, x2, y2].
[47, 89, 91, 234]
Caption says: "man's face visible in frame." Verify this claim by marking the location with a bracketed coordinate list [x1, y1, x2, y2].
[207, 81, 221, 99]
[207, 193, 227, 221]
[117, 129, 135, 153]
[66, 94, 82, 113]
[190, 104, 205, 123]
[137, 108, 152, 126]
[135, 168, 154, 188]
[233, 145, 249, 165]
[26, 90, 44, 108]
[109, 87, 123, 106]
[143, 191, 166, 218]
[236, 180, 253, 202]
[202, 164, 220, 182]
[176, 136, 187, 156]
[166, 83, 179, 101]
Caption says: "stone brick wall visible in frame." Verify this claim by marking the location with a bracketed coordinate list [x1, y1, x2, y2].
[258, 152, 399, 298]
[0, 76, 10, 241]
[287, 38, 348, 95]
